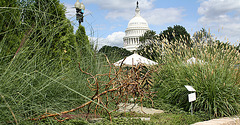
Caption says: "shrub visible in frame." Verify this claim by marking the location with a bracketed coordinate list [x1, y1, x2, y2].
[152, 40, 240, 118]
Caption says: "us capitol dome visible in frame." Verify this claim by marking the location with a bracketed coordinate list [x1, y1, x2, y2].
[123, 1, 150, 52]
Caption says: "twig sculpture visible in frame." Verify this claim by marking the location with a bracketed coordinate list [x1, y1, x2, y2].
[31, 56, 155, 122]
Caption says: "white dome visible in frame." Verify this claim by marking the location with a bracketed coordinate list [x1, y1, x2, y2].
[123, 2, 150, 52]
[127, 16, 149, 29]
[126, 5, 149, 30]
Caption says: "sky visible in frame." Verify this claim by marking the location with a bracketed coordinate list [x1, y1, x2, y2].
[59, 0, 240, 49]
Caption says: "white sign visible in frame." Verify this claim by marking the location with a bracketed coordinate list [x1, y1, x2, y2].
[184, 85, 196, 92]
[188, 93, 196, 102]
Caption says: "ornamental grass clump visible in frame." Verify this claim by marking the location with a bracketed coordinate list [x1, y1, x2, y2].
[0, 1, 98, 124]
[152, 37, 240, 118]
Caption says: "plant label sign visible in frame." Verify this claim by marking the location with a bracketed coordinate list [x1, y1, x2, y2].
[188, 92, 196, 102]
[184, 85, 196, 92]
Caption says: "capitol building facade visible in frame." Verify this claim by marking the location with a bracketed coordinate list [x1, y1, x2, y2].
[123, 2, 150, 52]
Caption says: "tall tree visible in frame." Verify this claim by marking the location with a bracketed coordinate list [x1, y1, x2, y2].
[99, 45, 132, 62]
[159, 25, 191, 46]
[75, 25, 93, 60]
[19, 0, 76, 62]
[137, 30, 161, 61]
[193, 28, 213, 46]
[137, 43, 162, 62]
[139, 30, 157, 45]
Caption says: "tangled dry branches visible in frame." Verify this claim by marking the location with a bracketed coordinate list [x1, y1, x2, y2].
[31, 56, 155, 122]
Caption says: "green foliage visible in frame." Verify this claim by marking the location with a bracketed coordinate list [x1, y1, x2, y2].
[0, 0, 22, 59]
[95, 118, 150, 125]
[137, 30, 161, 62]
[20, 118, 89, 125]
[75, 25, 94, 60]
[21, 0, 67, 25]
[0, 0, 77, 66]
[19, 0, 76, 63]
[139, 30, 157, 45]
[159, 25, 191, 46]
[153, 40, 240, 118]
[95, 112, 203, 125]
[137, 42, 162, 62]
[67, 119, 89, 125]
[193, 28, 213, 45]
[98, 45, 133, 62]
[150, 113, 203, 125]
[0, 0, 98, 124]
[143, 96, 185, 113]
[137, 25, 191, 62]
[1, 0, 239, 124]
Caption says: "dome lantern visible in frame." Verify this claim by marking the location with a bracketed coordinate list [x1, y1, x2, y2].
[135, 1, 140, 16]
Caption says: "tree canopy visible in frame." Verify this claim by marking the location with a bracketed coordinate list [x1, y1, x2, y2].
[193, 28, 213, 45]
[137, 25, 191, 61]
[159, 25, 191, 46]
[0, 0, 93, 66]
[99, 45, 133, 62]
[139, 30, 157, 45]
[75, 25, 93, 60]
[22, 0, 76, 60]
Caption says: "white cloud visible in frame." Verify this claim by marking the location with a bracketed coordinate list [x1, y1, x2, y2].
[64, 1, 184, 26]
[83, 0, 155, 21]
[105, 9, 133, 20]
[62, 2, 126, 48]
[198, 0, 240, 44]
[105, 7, 184, 25]
[64, 3, 92, 20]
[64, 4, 75, 19]
[81, 0, 184, 26]
[198, 0, 240, 17]
[143, 8, 184, 25]
[89, 31, 125, 49]
[62, 1, 185, 47]
[106, 31, 125, 44]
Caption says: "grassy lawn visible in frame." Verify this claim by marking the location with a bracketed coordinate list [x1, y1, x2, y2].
[22, 111, 205, 125]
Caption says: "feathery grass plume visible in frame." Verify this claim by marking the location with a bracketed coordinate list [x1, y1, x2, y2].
[149, 33, 240, 118]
